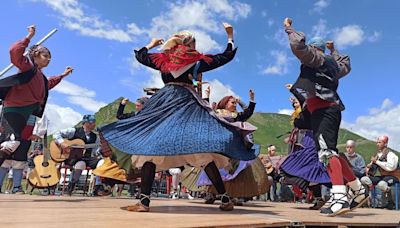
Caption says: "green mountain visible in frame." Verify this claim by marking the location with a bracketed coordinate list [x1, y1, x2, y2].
[92, 98, 392, 162]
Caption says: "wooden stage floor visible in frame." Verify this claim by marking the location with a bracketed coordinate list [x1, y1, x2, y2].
[0, 195, 399, 228]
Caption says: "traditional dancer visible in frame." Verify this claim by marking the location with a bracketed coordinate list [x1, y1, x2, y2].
[284, 18, 368, 216]
[279, 84, 331, 210]
[0, 114, 48, 194]
[0, 25, 72, 166]
[194, 90, 268, 205]
[99, 23, 258, 212]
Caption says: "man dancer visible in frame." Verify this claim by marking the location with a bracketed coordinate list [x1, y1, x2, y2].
[284, 18, 368, 216]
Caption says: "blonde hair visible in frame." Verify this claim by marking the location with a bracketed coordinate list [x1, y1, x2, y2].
[161, 30, 195, 51]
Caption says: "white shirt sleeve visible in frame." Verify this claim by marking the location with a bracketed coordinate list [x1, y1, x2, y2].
[228, 39, 235, 49]
[32, 116, 49, 138]
[376, 151, 399, 172]
[53, 128, 76, 145]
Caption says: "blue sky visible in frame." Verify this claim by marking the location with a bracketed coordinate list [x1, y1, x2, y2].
[1, 0, 399, 150]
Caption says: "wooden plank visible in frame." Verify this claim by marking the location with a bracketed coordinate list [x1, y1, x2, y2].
[0, 195, 399, 228]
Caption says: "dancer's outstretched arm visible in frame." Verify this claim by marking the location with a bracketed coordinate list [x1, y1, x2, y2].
[284, 18, 325, 68]
[235, 89, 255, 122]
[326, 41, 351, 78]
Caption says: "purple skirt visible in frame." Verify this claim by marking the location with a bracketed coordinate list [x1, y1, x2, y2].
[196, 159, 255, 186]
[280, 130, 330, 184]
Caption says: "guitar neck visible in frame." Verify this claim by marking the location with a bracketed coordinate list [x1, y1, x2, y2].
[70, 143, 100, 149]
[42, 133, 50, 163]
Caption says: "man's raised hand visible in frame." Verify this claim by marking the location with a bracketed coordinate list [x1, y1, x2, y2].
[283, 18, 292, 27]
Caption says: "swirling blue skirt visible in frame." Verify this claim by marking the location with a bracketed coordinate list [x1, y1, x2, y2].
[280, 130, 330, 184]
[99, 84, 257, 162]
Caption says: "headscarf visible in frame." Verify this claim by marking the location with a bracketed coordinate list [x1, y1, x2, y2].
[150, 31, 212, 73]
[308, 37, 326, 52]
[82, 114, 96, 123]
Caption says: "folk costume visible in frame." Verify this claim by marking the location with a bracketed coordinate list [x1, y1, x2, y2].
[279, 94, 331, 210]
[361, 147, 399, 210]
[0, 38, 64, 166]
[285, 25, 368, 216]
[100, 30, 257, 212]
[194, 98, 268, 200]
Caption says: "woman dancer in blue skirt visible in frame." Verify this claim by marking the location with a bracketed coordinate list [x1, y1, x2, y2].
[99, 23, 257, 212]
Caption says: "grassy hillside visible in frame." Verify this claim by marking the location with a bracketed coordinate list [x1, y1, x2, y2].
[92, 99, 395, 162]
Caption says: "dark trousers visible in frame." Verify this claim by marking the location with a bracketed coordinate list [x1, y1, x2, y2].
[370, 175, 399, 186]
[0, 112, 29, 166]
[65, 156, 101, 170]
[311, 105, 341, 152]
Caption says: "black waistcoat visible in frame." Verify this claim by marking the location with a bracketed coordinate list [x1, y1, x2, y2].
[72, 127, 97, 157]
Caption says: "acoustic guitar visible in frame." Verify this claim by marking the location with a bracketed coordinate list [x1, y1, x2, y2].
[50, 138, 100, 162]
[28, 134, 61, 188]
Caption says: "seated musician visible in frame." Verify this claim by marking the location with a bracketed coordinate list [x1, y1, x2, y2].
[53, 114, 108, 196]
[361, 135, 399, 210]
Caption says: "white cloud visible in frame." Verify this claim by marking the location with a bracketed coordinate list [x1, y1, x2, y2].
[273, 29, 289, 47]
[308, 20, 382, 50]
[261, 10, 268, 18]
[268, 19, 275, 27]
[127, 23, 145, 36]
[66, 96, 107, 113]
[342, 99, 400, 151]
[44, 103, 82, 134]
[333, 25, 364, 49]
[202, 79, 237, 104]
[311, 19, 329, 38]
[39, 0, 251, 47]
[332, 25, 381, 49]
[52, 80, 95, 97]
[310, 0, 330, 14]
[52, 80, 107, 112]
[189, 29, 220, 53]
[143, 68, 165, 89]
[262, 50, 289, 75]
[370, 98, 393, 115]
[367, 31, 381, 42]
[144, 0, 250, 52]
[232, 1, 251, 19]
[39, 0, 133, 42]
[278, 109, 292, 116]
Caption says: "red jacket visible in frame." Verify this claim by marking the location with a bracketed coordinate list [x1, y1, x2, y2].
[4, 38, 63, 107]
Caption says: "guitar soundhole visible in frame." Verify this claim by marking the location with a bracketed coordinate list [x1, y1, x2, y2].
[42, 162, 49, 167]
